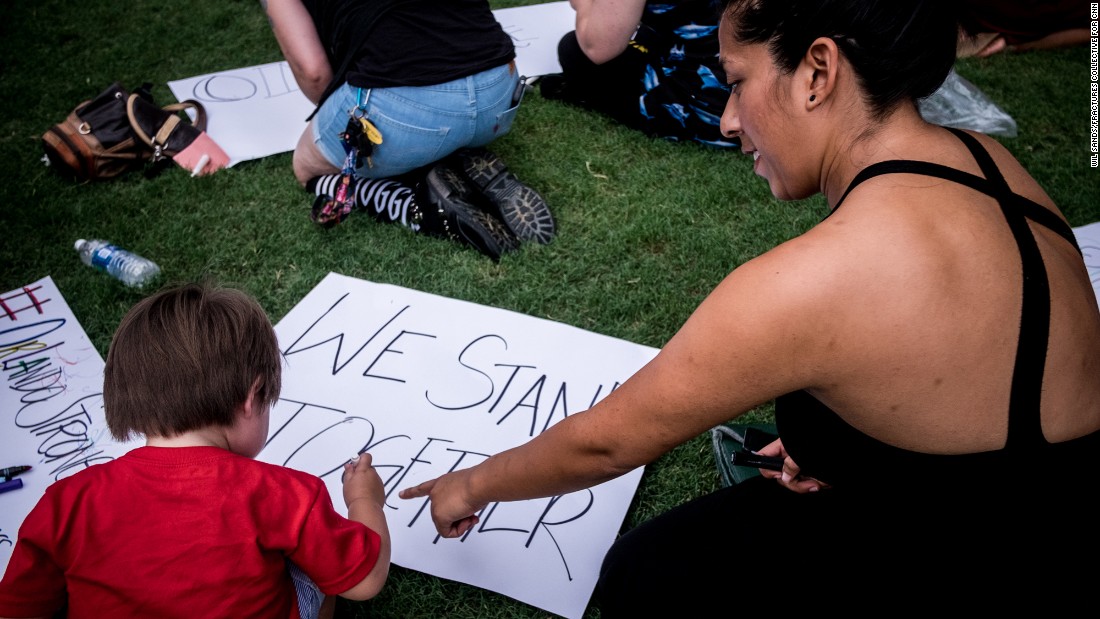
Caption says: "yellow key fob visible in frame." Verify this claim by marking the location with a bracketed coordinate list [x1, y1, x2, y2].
[360, 118, 383, 145]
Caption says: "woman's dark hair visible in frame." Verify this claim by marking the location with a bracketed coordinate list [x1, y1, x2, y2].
[721, 0, 958, 119]
[104, 281, 283, 441]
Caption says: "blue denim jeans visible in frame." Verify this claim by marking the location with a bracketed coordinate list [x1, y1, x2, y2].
[311, 62, 523, 179]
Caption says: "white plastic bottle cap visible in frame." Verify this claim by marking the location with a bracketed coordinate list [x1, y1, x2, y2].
[75, 239, 86, 250]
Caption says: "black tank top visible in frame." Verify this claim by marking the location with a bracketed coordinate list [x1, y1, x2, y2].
[774, 127, 1100, 493]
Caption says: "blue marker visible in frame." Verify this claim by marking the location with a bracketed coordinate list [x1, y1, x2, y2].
[0, 478, 24, 495]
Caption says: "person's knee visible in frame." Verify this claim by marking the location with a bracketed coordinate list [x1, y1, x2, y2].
[557, 31, 594, 73]
[557, 31, 581, 61]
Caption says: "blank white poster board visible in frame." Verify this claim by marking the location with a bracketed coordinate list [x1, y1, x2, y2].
[263, 272, 656, 618]
[0, 277, 143, 572]
[167, 1, 575, 166]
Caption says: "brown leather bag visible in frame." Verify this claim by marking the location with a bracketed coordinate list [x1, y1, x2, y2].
[41, 82, 208, 181]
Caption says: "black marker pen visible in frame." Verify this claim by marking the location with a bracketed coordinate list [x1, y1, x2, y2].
[730, 451, 784, 471]
[0, 465, 31, 481]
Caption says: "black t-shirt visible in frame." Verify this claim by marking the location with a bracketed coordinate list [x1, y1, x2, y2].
[304, 0, 515, 90]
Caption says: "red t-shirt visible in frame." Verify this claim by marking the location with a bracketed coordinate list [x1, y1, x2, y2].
[0, 446, 381, 618]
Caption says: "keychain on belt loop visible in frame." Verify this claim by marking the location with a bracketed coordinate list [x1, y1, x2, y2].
[311, 89, 370, 227]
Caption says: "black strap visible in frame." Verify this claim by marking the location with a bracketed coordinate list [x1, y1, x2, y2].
[829, 127, 1075, 448]
[945, 128, 1051, 449]
[830, 159, 974, 215]
[829, 133, 1080, 253]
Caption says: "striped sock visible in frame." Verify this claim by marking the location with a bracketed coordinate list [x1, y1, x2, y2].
[306, 175, 421, 230]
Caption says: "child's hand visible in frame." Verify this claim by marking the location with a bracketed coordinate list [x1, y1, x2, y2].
[341, 452, 385, 510]
[339, 452, 392, 601]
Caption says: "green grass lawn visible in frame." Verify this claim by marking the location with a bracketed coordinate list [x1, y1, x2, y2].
[1, 1, 1097, 617]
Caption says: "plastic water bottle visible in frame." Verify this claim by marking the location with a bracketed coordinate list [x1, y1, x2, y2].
[74, 239, 161, 288]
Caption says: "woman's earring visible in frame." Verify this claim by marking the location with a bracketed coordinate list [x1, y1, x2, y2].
[809, 95, 816, 102]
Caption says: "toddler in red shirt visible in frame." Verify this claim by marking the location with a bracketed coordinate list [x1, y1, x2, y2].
[0, 282, 391, 619]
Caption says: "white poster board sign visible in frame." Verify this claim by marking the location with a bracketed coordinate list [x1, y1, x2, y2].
[168, 61, 314, 168]
[0, 273, 655, 617]
[167, 1, 575, 166]
[495, 0, 575, 78]
[263, 272, 656, 619]
[0, 277, 142, 571]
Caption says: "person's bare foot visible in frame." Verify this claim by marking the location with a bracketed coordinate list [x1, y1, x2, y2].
[957, 31, 1005, 58]
[975, 35, 1008, 58]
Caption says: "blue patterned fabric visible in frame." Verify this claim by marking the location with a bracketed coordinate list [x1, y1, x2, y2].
[287, 560, 323, 619]
[631, 1, 737, 147]
[550, 1, 737, 148]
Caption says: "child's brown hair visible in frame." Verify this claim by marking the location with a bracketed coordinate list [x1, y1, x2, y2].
[104, 281, 282, 441]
